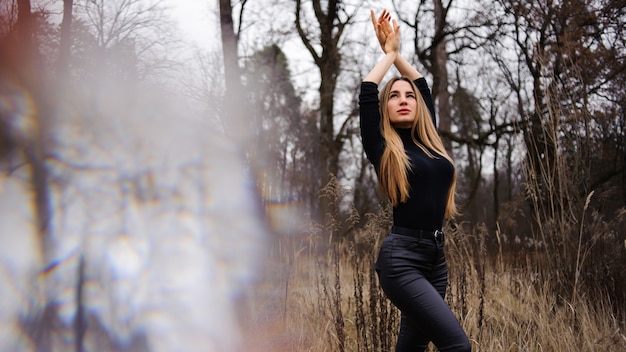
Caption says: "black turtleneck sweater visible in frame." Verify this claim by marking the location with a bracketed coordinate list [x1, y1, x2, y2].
[358, 78, 454, 231]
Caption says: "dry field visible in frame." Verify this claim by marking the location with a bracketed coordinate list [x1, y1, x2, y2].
[240, 217, 626, 352]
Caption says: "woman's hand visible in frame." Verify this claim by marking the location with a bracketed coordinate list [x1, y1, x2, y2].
[384, 19, 400, 54]
[371, 9, 390, 52]
[370, 9, 400, 54]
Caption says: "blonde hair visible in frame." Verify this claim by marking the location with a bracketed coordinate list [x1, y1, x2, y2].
[378, 77, 458, 218]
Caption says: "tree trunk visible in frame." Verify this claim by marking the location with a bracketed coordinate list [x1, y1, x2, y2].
[58, 0, 74, 76]
[218, 0, 241, 93]
[433, 0, 452, 152]
[319, 58, 339, 183]
[15, 0, 52, 262]
[295, 0, 345, 220]
[13, 0, 54, 350]
[218, 0, 245, 137]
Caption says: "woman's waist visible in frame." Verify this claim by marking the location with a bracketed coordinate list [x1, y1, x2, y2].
[390, 225, 445, 243]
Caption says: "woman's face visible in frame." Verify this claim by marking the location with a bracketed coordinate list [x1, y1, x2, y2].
[386, 80, 417, 128]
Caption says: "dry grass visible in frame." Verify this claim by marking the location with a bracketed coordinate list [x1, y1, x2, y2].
[240, 205, 626, 352]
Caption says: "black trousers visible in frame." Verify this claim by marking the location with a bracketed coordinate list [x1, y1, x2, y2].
[376, 231, 471, 352]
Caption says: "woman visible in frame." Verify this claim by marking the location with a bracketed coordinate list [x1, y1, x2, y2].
[359, 9, 471, 352]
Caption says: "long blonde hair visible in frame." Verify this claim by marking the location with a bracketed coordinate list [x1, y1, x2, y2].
[378, 77, 458, 218]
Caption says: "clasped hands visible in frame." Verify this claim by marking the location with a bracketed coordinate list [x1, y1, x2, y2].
[371, 9, 400, 54]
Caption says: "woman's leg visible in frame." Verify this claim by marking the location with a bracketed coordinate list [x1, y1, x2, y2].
[376, 235, 471, 352]
[395, 313, 429, 351]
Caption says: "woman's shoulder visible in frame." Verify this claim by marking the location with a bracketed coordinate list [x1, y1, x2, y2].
[359, 81, 380, 104]
[413, 77, 428, 88]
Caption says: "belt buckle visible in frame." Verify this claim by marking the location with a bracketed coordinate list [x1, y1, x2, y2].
[434, 230, 443, 243]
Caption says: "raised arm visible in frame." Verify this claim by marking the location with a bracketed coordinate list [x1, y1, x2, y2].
[363, 51, 397, 84]
[394, 54, 422, 81]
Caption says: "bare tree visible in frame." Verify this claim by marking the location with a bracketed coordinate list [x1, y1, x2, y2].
[490, 0, 626, 218]
[294, 0, 358, 219]
[74, 0, 175, 80]
[482, 0, 626, 315]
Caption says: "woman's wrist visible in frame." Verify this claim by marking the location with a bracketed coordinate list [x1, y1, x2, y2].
[386, 51, 398, 60]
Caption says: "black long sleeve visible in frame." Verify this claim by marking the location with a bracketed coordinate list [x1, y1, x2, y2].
[358, 78, 453, 231]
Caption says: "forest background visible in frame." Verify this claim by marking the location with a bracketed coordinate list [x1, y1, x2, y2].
[0, 0, 624, 351]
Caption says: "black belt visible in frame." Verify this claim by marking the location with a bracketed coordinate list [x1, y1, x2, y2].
[391, 225, 445, 243]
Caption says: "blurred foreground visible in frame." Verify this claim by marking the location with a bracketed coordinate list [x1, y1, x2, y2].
[0, 75, 291, 351]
